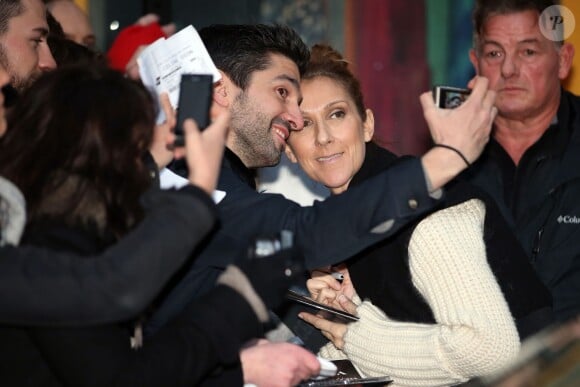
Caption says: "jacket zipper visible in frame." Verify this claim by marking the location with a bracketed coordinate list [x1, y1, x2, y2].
[531, 227, 544, 263]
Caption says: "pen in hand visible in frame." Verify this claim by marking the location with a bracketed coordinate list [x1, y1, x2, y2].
[330, 271, 344, 283]
[315, 268, 344, 283]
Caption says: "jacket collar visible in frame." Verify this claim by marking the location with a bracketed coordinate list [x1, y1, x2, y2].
[484, 89, 580, 185]
[223, 148, 257, 190]
[349, 142, 401, 189]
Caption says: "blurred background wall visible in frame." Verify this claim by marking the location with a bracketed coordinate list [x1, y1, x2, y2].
[82, 0, 480, 156]
[76, 0, 580, 204]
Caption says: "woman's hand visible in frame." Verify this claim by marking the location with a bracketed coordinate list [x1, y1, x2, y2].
[298, 293, 358, 350]
[307, 264, 356, 309]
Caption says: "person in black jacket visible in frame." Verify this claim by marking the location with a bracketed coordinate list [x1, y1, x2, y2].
[0, 64, 318, 386]
[284, 44, 553, 386]
[0, 54, 227, 327]
[464, 0, 580, 322]
[0, 184, 228, 326]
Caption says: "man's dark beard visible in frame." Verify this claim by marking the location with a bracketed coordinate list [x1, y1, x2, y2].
[0, 42, 37, 94]
[9, 72, 39, 93]
[0, 45, 19, 106]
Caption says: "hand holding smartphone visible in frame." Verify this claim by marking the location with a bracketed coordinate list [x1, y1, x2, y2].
[433, 85, 471, 109]
[175, 73, 213, 146]
[286, 290, 359, 323]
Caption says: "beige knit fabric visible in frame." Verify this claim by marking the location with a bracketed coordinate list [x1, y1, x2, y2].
[318, 199, 520, 386]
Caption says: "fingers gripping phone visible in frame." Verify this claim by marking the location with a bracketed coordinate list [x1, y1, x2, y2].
[175, 73, 213, 146]
[433, 85, 471, 109]
[286, 290, 359, 324]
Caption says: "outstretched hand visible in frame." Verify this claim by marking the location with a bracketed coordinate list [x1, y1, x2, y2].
[420, 76, 497, 165]
[419, 76, 497, 190]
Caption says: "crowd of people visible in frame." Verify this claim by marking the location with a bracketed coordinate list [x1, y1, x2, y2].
[0, 0, 578, 386]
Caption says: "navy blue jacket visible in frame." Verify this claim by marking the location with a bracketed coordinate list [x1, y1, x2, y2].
[147, 148, 443, 335]
[0, 187, 258, 386]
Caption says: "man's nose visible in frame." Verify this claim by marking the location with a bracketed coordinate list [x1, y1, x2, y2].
[500, 54, 519, 78]
[282, 106, 304, 131]
[38, 42, 57, 71]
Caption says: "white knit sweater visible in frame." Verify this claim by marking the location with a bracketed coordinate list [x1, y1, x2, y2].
[318, 199, 520, 386]
[0, 176, 26, 246]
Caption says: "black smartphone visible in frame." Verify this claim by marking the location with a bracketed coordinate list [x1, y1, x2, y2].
[175, 73, 213, 146]
[433, 85, 471, 109]
[286, 290, 359, 323]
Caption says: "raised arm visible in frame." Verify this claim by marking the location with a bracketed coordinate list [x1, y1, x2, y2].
[0, 109, 230, 326]
[0, 186, 217, 325]
[419, 76, 497, 191]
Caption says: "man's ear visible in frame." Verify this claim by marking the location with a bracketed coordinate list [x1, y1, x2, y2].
[558, 42, 575, 80]
[213, 82, 228, 108]
[285, 146, 298, 163]
[213, 70, 234, 108]
[469, 48, 480, 75]
[363, 108, 375, 142]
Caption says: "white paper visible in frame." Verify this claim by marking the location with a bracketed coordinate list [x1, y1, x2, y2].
[137, 25, 221, 123]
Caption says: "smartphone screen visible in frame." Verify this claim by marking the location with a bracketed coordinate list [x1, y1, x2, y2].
[175, 73, 213, 146]
[433, 86, 471, 109]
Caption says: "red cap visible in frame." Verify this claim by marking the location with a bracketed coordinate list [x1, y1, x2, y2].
[107, 22, 166, 72]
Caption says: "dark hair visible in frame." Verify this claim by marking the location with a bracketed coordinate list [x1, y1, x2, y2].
[48, 36, 105, 67]
[0, 65, 156, 237]
[46, 9, 64, 38]
[303, 44, 367, 122]
[472, 0, 561, 49]
[199, 24, 310, 90]
[45, 9, 103, 67]
[0, 0, 23, 35]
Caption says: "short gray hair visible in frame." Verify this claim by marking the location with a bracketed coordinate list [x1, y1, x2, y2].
[472, 0, 562, 54]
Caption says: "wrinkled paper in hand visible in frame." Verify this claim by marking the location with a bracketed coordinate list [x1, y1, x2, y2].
[137, 25, 221, 123]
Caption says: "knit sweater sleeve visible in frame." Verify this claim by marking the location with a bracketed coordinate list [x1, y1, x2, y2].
[340, 199, 520, 386]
